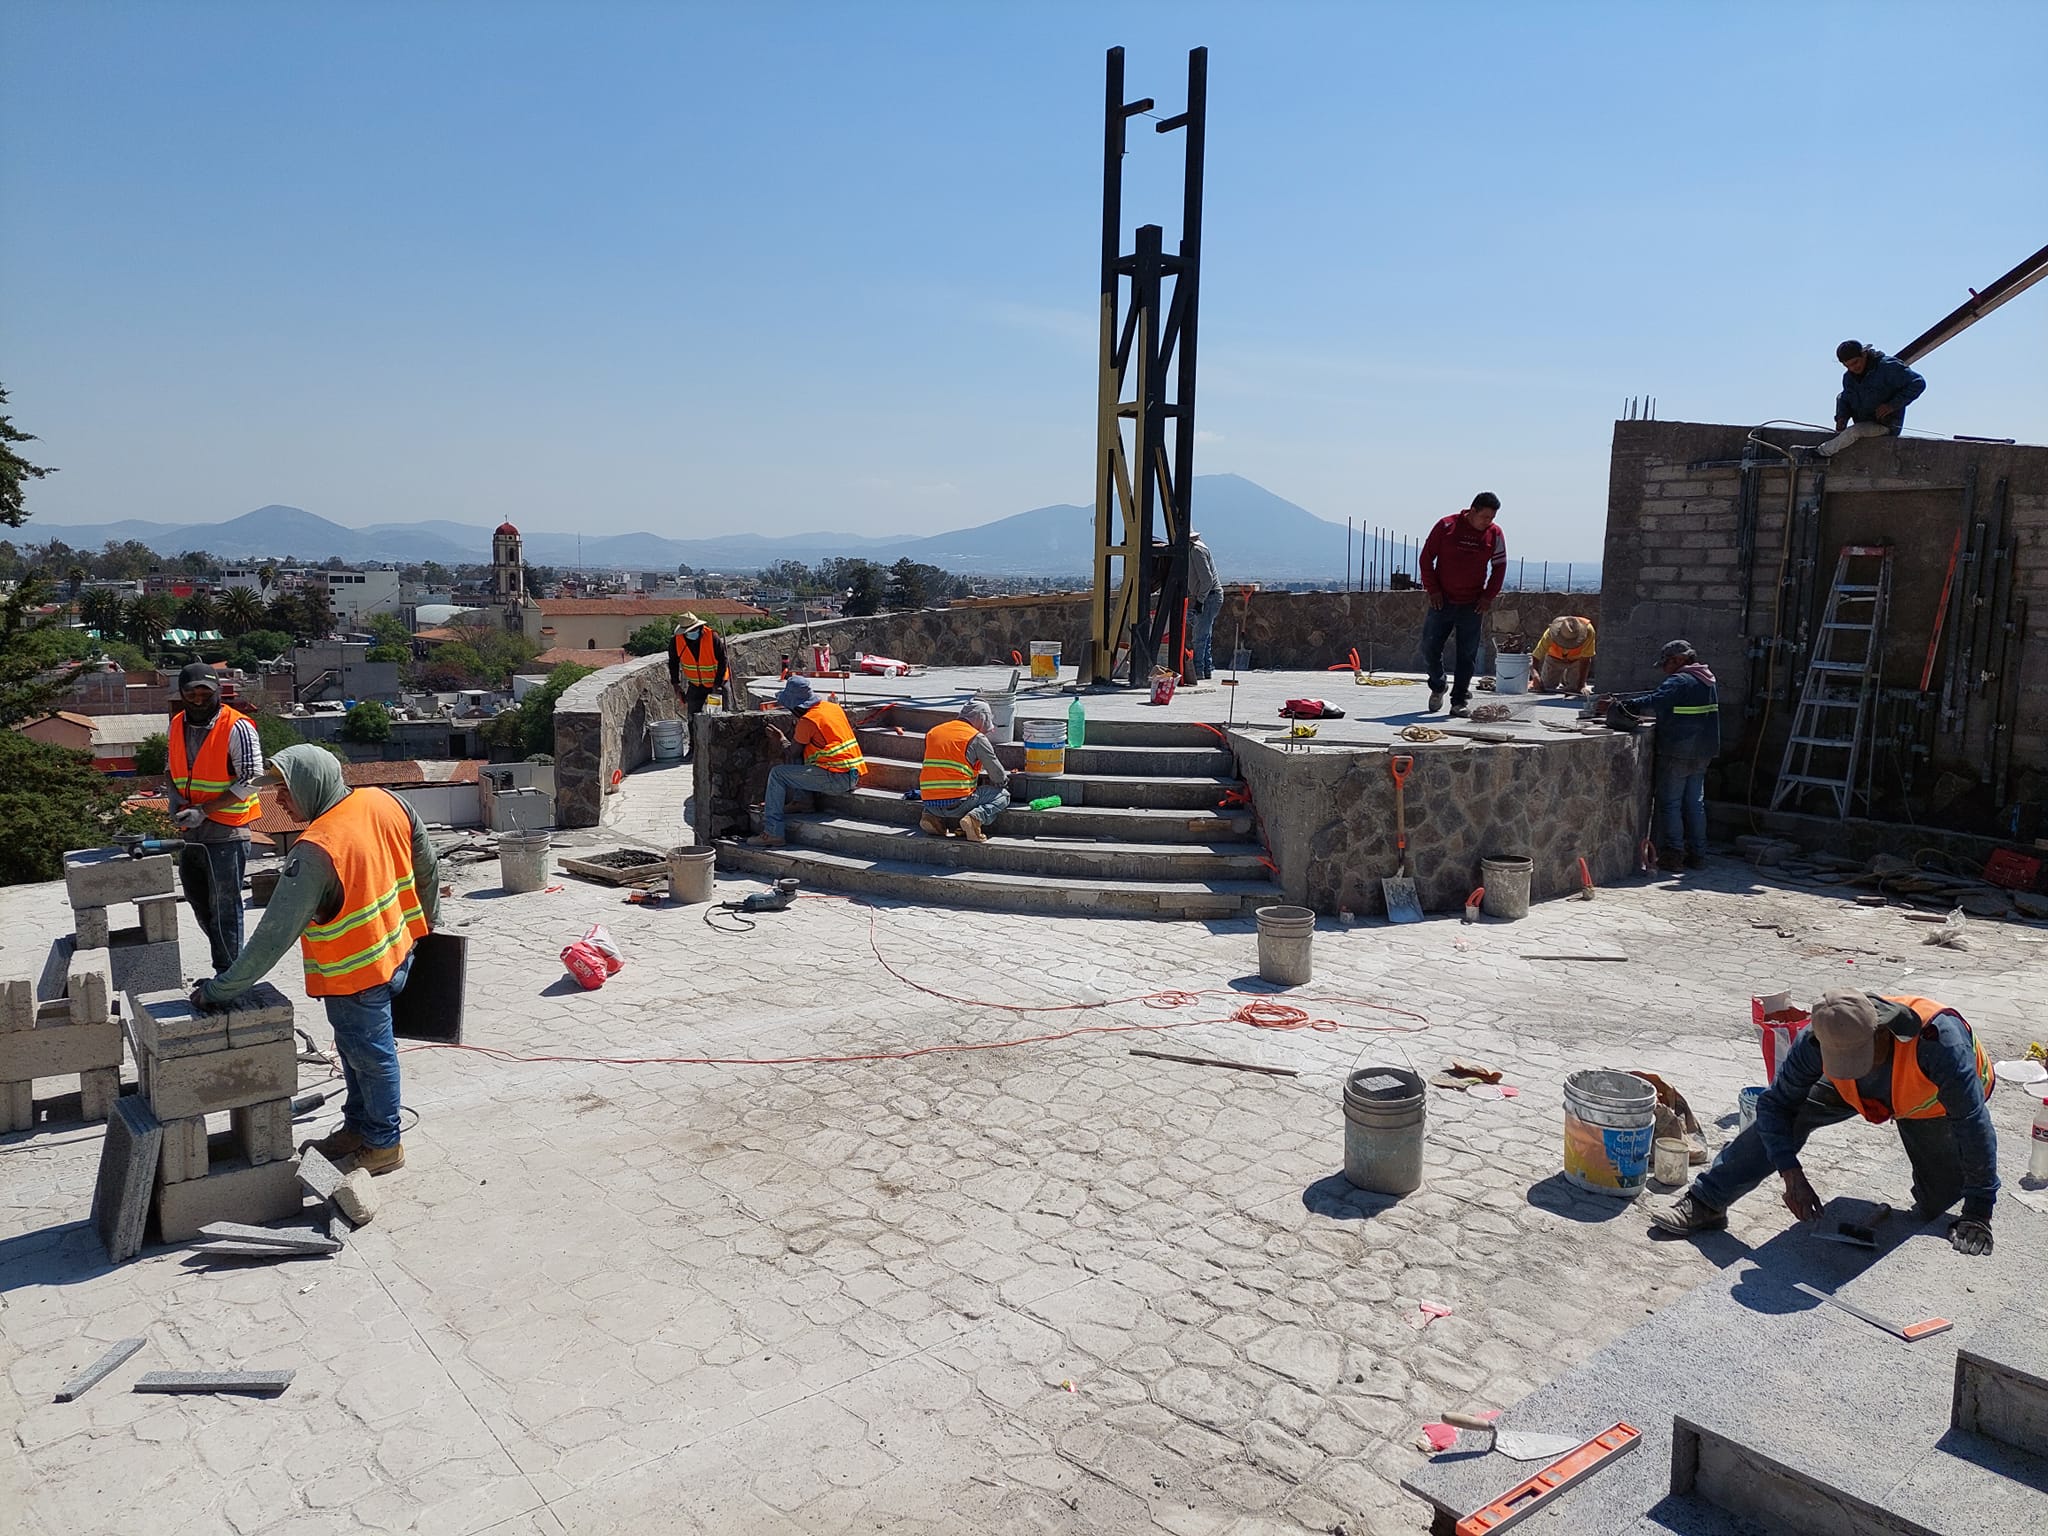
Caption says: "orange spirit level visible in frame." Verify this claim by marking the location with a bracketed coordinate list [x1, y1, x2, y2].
[1455, 1422, 1642, 1535]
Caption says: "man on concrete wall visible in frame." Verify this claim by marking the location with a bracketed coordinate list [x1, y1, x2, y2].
[667, 613, 727, 762]
[917, 699, 1010, 842]
[1188, 532, 1223, 681]
[1819, 340, 1925, 457]
[1418, 493, 1506, 716]
[1603, 639, 1719, 871]
[165, 663, 263, 972]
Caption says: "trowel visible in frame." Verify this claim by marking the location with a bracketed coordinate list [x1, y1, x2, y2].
[1442, 1411, 1584, 1462]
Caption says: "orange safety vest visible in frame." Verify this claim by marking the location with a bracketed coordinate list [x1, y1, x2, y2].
[1830, 996, 1996, 1123]
[674, 626, 720, 688]
[296, 788, 430, 997]
[920, 719, 981, 800]
[799, 700, 867, 778]
[167, 705, 261, 826]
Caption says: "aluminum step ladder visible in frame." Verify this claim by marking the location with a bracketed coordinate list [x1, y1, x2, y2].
[1770, 544, 1892, 818]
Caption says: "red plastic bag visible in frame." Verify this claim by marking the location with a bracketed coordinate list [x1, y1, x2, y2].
[1752, 996, 1809, 1081]
[1279, 698, 1346, 719]
[561, 940, 609, 991]
[581, 923, 624, 975]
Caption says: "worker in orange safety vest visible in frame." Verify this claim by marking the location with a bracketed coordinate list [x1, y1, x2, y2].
[917, 699, 1010, 842]
[747, 676, 867, 848]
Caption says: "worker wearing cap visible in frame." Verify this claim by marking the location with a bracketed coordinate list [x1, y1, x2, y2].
[1528, 615, 1596, 696]
[666, 613, 727, 762]
[1652, 991, 1999, 1257]
[165, 662, 263, 971]
[747, 677, 867, 848]
[1601, 638, 1719, 871]
[1818, 340, 1925, 458]
[192, 746, 440, 1177]
[917, 700, 1010, 843]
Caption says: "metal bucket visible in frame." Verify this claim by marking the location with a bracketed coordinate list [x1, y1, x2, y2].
[668, 846, 715, 904]
[1479, 855, 1533, 920]
[498, 831, 553, 895]
[1343, 1067, 1426, 1196]
[1562, 1069, 1658, 1198]
[1255, 904, 1315, 986]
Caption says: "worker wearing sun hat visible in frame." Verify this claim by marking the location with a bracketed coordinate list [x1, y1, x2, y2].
[747, 676, 868, 847]
[667, 613, 726, 762]
[1651, 990, 1999, 1256]
[1528, 614, 1596, 696]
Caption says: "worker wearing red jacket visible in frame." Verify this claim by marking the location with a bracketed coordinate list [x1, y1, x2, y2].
[1418, 493, 1507, 717]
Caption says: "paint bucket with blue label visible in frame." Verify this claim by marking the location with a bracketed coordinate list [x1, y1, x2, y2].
[1562, 1070, 1658, 1198]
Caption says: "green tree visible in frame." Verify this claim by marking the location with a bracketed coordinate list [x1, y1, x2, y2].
[253, 709, 304, 758]
[179, 591, 218, 633]
[80, 587, 125, 638]
[257, 564, 277, 595]
[230, 629, 294, 673]
[420, 561, 450, 588]
[135, 732, 170, 776]
[125, 593, 176, 649]
[884, 558, 933, 611]
[218, 587, 265, 635]
[843, 561, 885, 617]
[0, 384, 55, 526]
[0, 732, 171, 884]
[514, 662, 593, 756]
[0, 578, 85, 726]
[367, 643, 409, 664]
[66, 564, 86, 599]
[759, 559, 812, 593]
[342, 700, 393, 743]
[367, 613, 411, 649]
[624, 617, 685, 656]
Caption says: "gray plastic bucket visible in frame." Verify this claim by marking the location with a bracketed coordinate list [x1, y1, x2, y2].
[974, 690, 1016, 745]
[1480, 855, 1533, 920]
[1255, 905, 1315, 986]
[649, 718, 686, 760]
[669, 846, 715, 904]
[498, 831, 552, 894]
[1494, 653, 1532, 695]
[1343, 1067, 1426, 1196]
[1562, 1069, 1658, 1198]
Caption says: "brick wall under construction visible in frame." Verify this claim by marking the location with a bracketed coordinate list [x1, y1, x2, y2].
[1599, 420, 2048, 838]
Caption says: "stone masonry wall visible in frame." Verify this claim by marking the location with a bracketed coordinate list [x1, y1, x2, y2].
[1601, 420, 2048, 834]
[551, 653, 677, 828]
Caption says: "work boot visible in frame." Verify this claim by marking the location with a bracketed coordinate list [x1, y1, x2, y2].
[1649, 1192, 1727, 1235]
[347, 1142, 406, 1176]
[959, 816, 989, 843]
[1658, 846, 1687, 872]
[306, 1127, 364, 1162]
[1449, 701, 1471, 718]
[1427, 687, 1446, 713]
[918, 813, 948, 837]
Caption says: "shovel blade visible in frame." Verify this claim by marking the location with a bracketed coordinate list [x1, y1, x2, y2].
[1382, 875, 1424, 924]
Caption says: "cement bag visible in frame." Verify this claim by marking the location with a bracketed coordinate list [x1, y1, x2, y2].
[581, 923, 624, 975]
[561, 940, 609, 991]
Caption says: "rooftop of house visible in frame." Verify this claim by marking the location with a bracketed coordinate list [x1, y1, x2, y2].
[534, 646, 630, 669]
[534, 596, 767, 618]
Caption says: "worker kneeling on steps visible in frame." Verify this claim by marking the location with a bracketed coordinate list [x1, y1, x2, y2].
[1651, 990, 1999, 1258]
[918, 699, 1010, 842]
[190, 746, 440, 1177]
[749, 676, 868, 848]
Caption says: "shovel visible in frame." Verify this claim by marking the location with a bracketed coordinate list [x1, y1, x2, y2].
[1383, 754, 1424, 923]
[1442, 1411, 1582, 1462]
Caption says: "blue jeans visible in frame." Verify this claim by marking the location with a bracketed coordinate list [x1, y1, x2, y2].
[1420, 603, 1483, 704]
[1656, 754, 1711, 855]
[325, 948, 413, 1150]
[1192, 589, 1224, 679]
[1690, 1082, 1966, 1217]
[179, 839, 248, 973]
[764, 764, 858, 836]
[924, 785, 1011, 828]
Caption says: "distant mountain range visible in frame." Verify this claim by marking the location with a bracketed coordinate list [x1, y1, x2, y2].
[25, 476, 1598, 584]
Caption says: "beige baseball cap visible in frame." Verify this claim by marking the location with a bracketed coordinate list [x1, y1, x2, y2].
[1809, 990, 1880, 1078]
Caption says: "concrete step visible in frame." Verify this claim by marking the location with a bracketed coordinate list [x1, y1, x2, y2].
[1674, 1415, 1933, 1536]
[861, 760, 1240, 811]
[714, 842, 1278, 919]
[783, 816, 1272, 883]
[1953, 1310, 2048, 1460]
[816, 787, 1256, 844]
[856, 727, 1024, 770]
[852, 729, 1234, 780]
[859, 703, 1226, 749]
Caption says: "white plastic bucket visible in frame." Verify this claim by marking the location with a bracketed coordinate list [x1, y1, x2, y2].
[1343, 1067, 1426, 1196]
[1255, 904, 1316, 986]
[1029, 641, 1061, 679]
[1562, 1069, 1658, 1198]
[650, 718, 686, 760]
[1021, 717, 1066, 775]
[1494, 653, 1532, 695]
[1479, 855, 1533, 920]
[668, 846, 715, 904]
[975, 690, 1016, 745]
[499, 831, 553, 894]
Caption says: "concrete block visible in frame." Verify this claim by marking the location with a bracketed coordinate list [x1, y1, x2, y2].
[0, 1018, 124, 1084]
[132, 1370, 293, 1396]
[1670, 1417, 1925, 1536]
[108, 930, 183, 996]
[154, 1155, 304, 1243]
[79, 1067, 119, 1122]
[129, 990, 230, 1061]
[64, 947, 114, 1026]
[1953, 1311, 2048, 1459]
[191, 1241, 327, 1262]
[158, 1117, 210, 1184]
[75, 905, 112, 950]
[296, 1145, 346, 1201]
[196, 1220, 339, 1253]
[54, 1338, 145, 1402]
[1, 1079, 30, 1132]
[2, 977, 34, 1032]
[224, 982, 295, 1049]
[137, 895, 180, 946]
[92, 1095, 162, 1263]
[145, 1035, 296, 1121]
[334, 1167, 380, 1226]
[230, 1099, 293, 1165]
[64, 848, 174, 909]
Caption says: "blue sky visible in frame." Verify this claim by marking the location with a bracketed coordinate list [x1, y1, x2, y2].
[4, 1, 2043, 562]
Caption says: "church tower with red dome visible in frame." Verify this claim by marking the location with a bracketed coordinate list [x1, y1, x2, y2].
[492, 521, 525, 604]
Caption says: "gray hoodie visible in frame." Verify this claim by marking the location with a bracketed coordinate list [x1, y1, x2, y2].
[200, 745, 440, 1002]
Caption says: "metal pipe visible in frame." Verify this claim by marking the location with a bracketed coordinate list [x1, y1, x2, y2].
[1898, 241, 2048, 365]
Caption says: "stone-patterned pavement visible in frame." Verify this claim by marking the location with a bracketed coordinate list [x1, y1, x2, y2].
[4, 763, 2046, 1535]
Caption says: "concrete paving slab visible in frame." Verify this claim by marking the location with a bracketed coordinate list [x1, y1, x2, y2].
[90, 1095, 161, 1264]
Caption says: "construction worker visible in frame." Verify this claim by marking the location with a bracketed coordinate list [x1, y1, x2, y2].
[1818, 340, 1925, 457]
[1418, 493, 1506, 717]
[1652, 990, 1999, 1258]
[666, 613, 726, 762]
[918, 700, 1010, 842]
[1188, 531, 1223, 681]
[191, 746, 439, 1176]
[748, 677, 867, 848]
[165, 662, 263, 972]
[1603, 638, 1718, 871]
[1528, 615, 1596, 696]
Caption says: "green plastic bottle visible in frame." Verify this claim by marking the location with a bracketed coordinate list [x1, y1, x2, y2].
[1067, 697, 1086, 748]
[1029, 795, 1062, 811]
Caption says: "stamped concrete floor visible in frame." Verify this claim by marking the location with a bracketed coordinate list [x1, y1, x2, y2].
[4, 763, 2046, 1536]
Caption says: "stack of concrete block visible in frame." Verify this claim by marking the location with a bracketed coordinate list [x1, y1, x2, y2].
[63, 848, 185, 996]
[2, 948, 124, 1132]
[128, 984, 305, 1242]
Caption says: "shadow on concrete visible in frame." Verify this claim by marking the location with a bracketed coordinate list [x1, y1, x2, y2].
[1934, 1425, 2048, 1494]
[539, 976, 589, 998]
[1527, 1172, 1644, 1223]
[1300, 1172, 1400, 1223]
[0, 1220, 117, 1294]
[1224, 974, 1297, 995]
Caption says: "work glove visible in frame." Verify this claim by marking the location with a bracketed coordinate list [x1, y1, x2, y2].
[1949, 1218, 1994, 1257]
[188, 982, 221, 1014]
[172, 807, 207, 830]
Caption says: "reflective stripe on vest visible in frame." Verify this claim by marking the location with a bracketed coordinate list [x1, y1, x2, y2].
[1672, 704, 1719, 715]
[674, 627, 719, 688]
[920, 720, 980, 799]
[1830, 995, 1996, 1123]
[296, 788, 429, 997]
[802, 701, 867, 777]
[167, 705, 261, 826]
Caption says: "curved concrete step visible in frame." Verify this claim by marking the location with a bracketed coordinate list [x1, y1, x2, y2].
[816, 787, 1256, 844]
[852, 729, 1233, 779]
[857, 703, 1228, 749]
[858, 759, 1240, 811]
[784, 816, 1272, 882]
[714, 842, 1277, 919]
